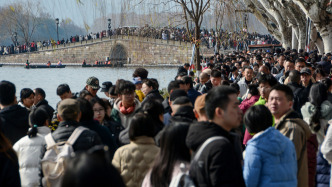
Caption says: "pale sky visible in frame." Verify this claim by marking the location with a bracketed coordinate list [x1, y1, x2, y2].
[1, 0, 122, 27]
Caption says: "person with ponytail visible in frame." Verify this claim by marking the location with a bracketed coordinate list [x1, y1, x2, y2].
[13, 107, 51, 187]
[0, 120, 20, 187]
[112, 112, 159, 187]
[301, 82, 332, 145]
[301, 83, 332, 187]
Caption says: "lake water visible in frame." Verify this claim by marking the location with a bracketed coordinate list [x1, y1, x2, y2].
[0, 66, 178, 108]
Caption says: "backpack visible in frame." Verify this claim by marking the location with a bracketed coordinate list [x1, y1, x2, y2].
[41, 126, 88, 187]
[188, 136, 227, 187]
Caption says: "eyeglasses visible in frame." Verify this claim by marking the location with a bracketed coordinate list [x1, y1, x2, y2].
[93, 108, 105, 113]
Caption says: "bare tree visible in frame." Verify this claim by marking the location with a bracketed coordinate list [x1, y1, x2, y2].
[0, 1, 42, 45]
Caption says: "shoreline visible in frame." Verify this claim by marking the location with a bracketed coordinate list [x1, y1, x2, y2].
[0, 63, 180, 68]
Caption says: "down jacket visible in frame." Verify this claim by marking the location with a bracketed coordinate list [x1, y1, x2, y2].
[112, 136, 159, 187]
[13, 126, 51, 187]
[316, 147, 331, 187]
[243, 127, 297, 187]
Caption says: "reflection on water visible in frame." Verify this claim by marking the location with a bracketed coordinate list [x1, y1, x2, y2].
[1, 66, 178, 108]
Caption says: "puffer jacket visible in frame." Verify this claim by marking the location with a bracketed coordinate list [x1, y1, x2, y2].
[275, 109, 312, 187]
[321, 122, 332, 186]
[112, 136, 159, 187]
[243, 127, 297, 187]
[0, 104, 29, 144]
[13, 126, 51, 187]
[316, 147, 331, 187]
[301, 100, 332, 145]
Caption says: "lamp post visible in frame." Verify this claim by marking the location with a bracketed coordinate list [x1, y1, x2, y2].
[108, 18, 112, 37]
[55, 18, 59, 42]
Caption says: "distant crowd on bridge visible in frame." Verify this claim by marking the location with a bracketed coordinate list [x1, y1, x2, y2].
[0, 26, 279, 56]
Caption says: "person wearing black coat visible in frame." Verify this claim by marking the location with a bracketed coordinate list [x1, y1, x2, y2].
[141, 79, 164, 106]
[316, 148, 331, 187]
[33, 88, 55, 121]
[186, 86, 245, 187]
[0, 81, 29, 144]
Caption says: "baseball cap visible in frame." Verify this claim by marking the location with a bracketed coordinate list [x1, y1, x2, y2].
[300, 67, 311, 75]
[194, 94, 206, 113]
[86, 76, 100, 90]
[100, 81, 113, 92]
[57, 98, 80, 121]
[133, 77, 142, 85]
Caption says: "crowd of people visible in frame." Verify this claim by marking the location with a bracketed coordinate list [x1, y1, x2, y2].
[0, 25, 279, 56]
[1, 45, 332, 187]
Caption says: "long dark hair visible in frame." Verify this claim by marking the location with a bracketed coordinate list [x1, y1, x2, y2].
[0, 120, 17, 161]
[27, 107, 49, 138]
[308, 83, 328, 132]
[150, 124, 190, 187]
[90, 97, 110, 121]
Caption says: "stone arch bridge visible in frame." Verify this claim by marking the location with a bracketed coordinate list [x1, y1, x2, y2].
[0, 35, 212, 65]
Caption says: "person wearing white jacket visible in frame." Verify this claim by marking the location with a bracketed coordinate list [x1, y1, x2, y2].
[13, 107, 51, 187]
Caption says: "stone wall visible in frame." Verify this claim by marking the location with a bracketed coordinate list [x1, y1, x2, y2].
[0, 35, 199, 65]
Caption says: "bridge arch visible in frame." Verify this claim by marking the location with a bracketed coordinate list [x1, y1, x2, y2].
[109, 43, 128, 63]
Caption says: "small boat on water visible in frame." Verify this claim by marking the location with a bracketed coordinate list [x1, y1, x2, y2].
[82, 62, 123, 68]
[0, 64, 3, 67]
[25, 65, 66, 69]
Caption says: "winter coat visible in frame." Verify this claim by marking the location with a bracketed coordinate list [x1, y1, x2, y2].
[111, 98, 141, 145]
[237, 77, 251, 98]
[111, 98, 141, 129]
[112, 136, 159, 187]
[168, 106, 196, 126]
[243, 127, 297, 187]
[13, 126, 51, 187]
[0, 104, 29, 144]
[316, 147, 331, 187]
[307, 134, 318, 187]
[80, 119, 118, 159]
[141, 89, 164, 106]
[0, 150, 20, 187]
[34, 99, 55, 121]
[321, 122, 332, 186]
[186, 121, 245, 187]
[187, 88, 201, 106]
[41, 121, 102, 154]
[199, 80, 212, 94]
[301, 100, 332, 145]
[287, 82, 308, 115]
[274, 109, 312, 187]
[239, 95, 260, 114]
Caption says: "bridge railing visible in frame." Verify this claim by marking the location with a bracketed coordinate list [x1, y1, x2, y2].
[36, 35, 194, 52]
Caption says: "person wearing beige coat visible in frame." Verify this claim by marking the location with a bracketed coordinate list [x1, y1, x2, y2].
[112, 112, 160, 187]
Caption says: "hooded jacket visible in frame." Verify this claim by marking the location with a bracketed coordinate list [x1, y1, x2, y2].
[34, 99, 55, 121]
[186, 121, 245, 187]
[301, 100, 332, 145]
[275, 109, 312, 187]
[0, 104, 29, 144]
[243, 127, 297, 187]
